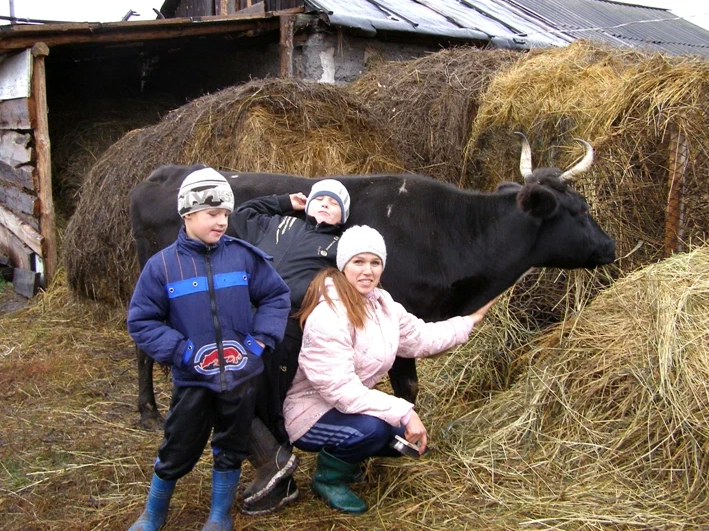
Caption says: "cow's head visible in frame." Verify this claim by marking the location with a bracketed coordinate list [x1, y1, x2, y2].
[505, 134, 616, 269]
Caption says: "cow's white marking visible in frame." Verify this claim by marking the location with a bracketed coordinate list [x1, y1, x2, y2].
[387, 205, 393, 217]
[399, 180, 408, 194]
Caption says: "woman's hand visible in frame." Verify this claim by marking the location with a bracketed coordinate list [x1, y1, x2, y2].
[404, 410, 428, 454]
[290, 192, 307, 211]
[469, 296, 498, 326]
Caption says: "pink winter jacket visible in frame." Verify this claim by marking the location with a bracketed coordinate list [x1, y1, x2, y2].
[283, 280, 475, 444]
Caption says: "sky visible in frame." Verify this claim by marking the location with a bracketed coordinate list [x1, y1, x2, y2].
[0, 0, 707, 32]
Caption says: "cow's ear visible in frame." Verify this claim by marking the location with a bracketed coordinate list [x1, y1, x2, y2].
[496, 181, 522, 193]
[517, 183, 559, 219]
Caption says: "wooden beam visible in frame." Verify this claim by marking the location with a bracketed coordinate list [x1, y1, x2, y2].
[0, 16, 288, 51]
[664, 126, 688, 257]
[0, 221, 32, 270]
[0, 160, 34, 190]
[0, 183, 38, 216]
[0, 203, 42, 254]
[30, 42, 56, 285]
[0, 130, 33, 167]
[0, 97, 31, 130]
[217, 0, 229, 16]
[279, 14, 295, 79]
[239, 2, 265, 15]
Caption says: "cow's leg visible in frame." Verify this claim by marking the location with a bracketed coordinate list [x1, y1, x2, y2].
[388, 357, 419, 404]
[137, 346, 163, 430]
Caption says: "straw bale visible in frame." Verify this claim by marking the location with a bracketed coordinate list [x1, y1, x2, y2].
[436, 245, 709, 526]
[351, 46, 522, 187]
[61, 78, 402, 306]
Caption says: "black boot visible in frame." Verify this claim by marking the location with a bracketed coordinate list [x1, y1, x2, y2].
[241, 475, 299, 516]
[243, 417, 298, 503]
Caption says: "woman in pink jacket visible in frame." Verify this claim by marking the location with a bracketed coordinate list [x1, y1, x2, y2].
[282, 225, 496, 514]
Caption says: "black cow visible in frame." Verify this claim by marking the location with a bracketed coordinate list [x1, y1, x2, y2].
[130, 136, 615, 429]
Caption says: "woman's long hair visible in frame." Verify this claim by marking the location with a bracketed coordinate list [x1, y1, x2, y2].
[296, 267, 369, 329]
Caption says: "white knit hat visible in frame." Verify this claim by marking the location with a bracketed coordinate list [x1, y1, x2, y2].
[177, 167, 235, 217]
[306, 179, 351, 223]
[336, 225, 387, 271]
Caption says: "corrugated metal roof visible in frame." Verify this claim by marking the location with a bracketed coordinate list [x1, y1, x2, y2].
[305, 0, 567, 48]
[510, 0, 709, 56]
[304, 0, 709, 57]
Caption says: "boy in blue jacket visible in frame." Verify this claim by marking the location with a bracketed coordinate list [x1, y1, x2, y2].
[127, 167, 290, 531]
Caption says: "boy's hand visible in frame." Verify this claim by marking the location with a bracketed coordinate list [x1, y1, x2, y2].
[255, 339, 265, 349]
[290, 193, 307, 211]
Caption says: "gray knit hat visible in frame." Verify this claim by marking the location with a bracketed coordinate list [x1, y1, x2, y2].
[306, 179, 351, 223]
[177, 167, 235, 217]
[336, 225, 387, 271]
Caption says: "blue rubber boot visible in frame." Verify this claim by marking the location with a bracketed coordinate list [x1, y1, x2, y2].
[128, 473, 176, 531]
[201, 469, 241, 531]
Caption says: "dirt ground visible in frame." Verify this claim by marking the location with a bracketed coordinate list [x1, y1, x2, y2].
[0, 284, 30, 314]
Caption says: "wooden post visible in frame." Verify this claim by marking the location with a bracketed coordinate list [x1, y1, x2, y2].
[216, 0, 228, 15]
[664, 126, 688, 257]
[29, 42, 56, 286]
[279, 14, 295, 78]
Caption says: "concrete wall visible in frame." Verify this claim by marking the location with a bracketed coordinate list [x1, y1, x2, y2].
[293, 30, 441, 84]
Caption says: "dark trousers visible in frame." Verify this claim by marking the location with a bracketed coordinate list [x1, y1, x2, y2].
[254, 318, 302, 445]
[293, 408, 405, 464]
[154, 379, 258, 481]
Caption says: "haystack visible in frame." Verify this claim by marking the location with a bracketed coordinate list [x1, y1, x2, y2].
[62, 78, 403, 305]
[432, 244, 709, 527]
[351, 46, 522, 187]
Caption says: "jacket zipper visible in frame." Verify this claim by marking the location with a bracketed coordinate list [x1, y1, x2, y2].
[205, 250, 227, 391]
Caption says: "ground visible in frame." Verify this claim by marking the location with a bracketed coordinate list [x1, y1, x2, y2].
[0, 282, 30, 314]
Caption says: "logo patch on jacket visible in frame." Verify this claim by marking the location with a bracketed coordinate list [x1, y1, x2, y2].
[194, 341, 248, 375]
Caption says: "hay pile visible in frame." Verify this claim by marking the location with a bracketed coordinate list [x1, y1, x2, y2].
[61, 78, 403, 305]
[430, 244, 709, 527]
[351, 46, 522, 187]
[467, 41, 709, 271]
[6, 247, 708, 528]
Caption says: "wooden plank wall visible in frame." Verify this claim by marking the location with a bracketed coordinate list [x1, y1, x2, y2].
[0, 43, 56, 293]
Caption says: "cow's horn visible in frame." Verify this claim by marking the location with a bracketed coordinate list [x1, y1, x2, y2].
[514, 132, 534, 181]
[559, 139, 594, 182]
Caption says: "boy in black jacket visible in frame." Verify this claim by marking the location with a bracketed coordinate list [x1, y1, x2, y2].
[230, 179, 350, 515]
[127, 167, 290, 531]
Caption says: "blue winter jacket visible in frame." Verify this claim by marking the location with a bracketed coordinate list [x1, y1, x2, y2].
[127, 228, 291, 393]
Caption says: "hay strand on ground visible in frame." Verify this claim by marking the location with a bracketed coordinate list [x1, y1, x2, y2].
[4, 246, 709, 528]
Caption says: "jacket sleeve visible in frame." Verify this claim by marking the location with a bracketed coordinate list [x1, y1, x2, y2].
[246, 252, 291, 350]
[127, 258, 187, 366]
[230, 194, 293, 242]
[299, 301, 413, 427]
[388, 293, 475, 359]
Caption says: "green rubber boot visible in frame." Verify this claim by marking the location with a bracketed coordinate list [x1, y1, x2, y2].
[311, 450, 367, 514]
